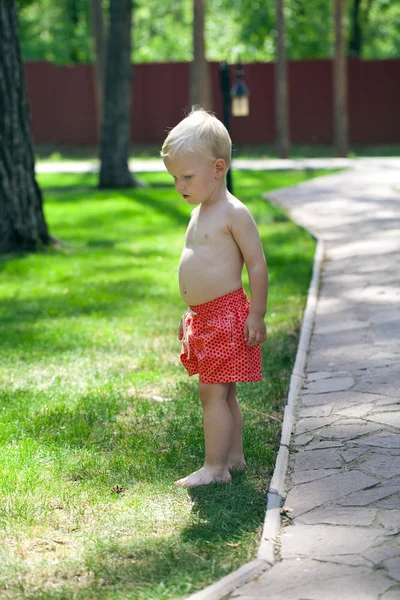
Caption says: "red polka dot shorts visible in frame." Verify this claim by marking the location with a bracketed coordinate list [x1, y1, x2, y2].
[180, 288, 262, 384]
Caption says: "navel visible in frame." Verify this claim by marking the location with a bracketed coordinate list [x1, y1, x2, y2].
[204, 233, 209, 239]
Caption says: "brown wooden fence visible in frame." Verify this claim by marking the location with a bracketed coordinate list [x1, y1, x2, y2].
[24, 59, 400, 146]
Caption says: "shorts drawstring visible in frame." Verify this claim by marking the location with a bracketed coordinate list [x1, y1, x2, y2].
[182, 308, 197, 359]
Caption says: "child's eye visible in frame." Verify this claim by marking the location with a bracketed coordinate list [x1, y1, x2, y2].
[184, 175, 193, 180]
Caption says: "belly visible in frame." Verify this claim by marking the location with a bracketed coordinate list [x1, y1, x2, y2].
[179, 247, 243, 305]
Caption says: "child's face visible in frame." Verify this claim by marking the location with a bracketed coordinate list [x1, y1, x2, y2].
[163, 153, 225, 206]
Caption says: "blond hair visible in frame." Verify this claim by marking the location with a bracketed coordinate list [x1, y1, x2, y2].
[161, 107, 232, 168]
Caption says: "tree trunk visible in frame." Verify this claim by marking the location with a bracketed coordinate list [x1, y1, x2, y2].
[99, 0, 138, 188]
[349, 0, 374, 58]
[275, 0, 290, 158]
[333, 0, 348, 157]
[0, 0, 50, 255]
[190, 0, 212, 110]
[90, 0, 107, 142]
[349, 0, 362, 57]
[67, 0, 80, 63]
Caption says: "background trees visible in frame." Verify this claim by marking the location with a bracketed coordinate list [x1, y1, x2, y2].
[275, 0, 290, 159]
[334, 0, 348, 157]
[190, 0, 212, 109]
[89, 0, 107, 137]
[99, 0, 139, 188]
[16, 0, 400, 64]
[0, 0, 50, 253]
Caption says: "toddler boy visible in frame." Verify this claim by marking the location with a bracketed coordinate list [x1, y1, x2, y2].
[161, 108, 268, 487]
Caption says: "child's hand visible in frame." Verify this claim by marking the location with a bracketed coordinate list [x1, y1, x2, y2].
[178, 317, 184, 340]
[244, 314, 267, 347]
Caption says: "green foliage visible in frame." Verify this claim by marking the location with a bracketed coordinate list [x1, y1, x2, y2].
[286, 0, 333, 59]
[134, 0, 192, 62]
[16, 0, 400, 63]
[16, 0, 92, 63]
[362, 0, 400, 58]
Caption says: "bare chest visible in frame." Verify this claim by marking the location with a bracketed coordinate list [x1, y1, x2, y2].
[185, 215, 230, 249]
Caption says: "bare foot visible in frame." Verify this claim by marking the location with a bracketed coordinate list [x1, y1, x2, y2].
[174, 466, 232, 488]
[228, 457, 247, 472]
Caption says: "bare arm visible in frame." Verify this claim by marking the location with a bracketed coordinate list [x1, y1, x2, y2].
[230, 203, 268, 346]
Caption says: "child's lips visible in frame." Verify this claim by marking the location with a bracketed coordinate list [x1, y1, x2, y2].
[183, 194, 190, 199]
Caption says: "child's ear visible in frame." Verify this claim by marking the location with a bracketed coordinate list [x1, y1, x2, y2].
[214, 159, 226, 179]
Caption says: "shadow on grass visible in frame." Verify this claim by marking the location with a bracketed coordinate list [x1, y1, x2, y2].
[79, 478, 266, 599]
[0, 273, 177, 347]
[44, 185, 188, 229]
[128, 189, 188, 226]
[1, 327, 297, 599]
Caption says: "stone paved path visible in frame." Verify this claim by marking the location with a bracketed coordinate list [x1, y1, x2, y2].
[229, 162, 400, 599]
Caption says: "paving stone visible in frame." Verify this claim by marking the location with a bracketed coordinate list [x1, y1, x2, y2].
[363, 544, 400, 565]
[316, 320, 370, 334]
[338, 485, 400, 507]
[306, 356, 335, 372]
[371, 404, 400, 412]
[377, 510, 400, 529]
[375, 397, 400, 406]
[335, 404, 375, 418]
[281, 524, 382, 558]
[384, 557, 400, 583]
[376, 323, 400, 347]
[313, 331, 375, 351]
[318, 421, 383, 439]
[298, 507, 377, 526]
[370, 311, 400, 324]
[292, 469, 340, 485]
[338, 358, 396, 372]
[365, 447, 400, 456]
[354, 380, 400, 399]
[380, 587, 400, 600]
[370, 350, 400, 363]
[307, 371, 351, 382]
[295, 416, 340, 435]
[292, 432, 314, 446]
[304, 377, 355, 394]
[373, 492, 400, 509]
[357, 453, 400, 479]
[294, 448, 342, 470]
[360, 363, 400, 378]
[299, 405, 333, 418]
[340, 447, 369, 463]
[302, 441, 343, 451]
[231, 559, 393, 600]
[314, 554, 371, 567]
[311, 347, 377, 367]
[285, 471, 377, 515]
[301, 390, 379, 407]
[366, 412, 400, 428]
[354, 433, 400, 449]
[370, 348, 400, 364]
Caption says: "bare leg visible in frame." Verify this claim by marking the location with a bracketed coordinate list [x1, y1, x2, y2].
[226, 383, 247, 471]
[175, 382, 233, 488]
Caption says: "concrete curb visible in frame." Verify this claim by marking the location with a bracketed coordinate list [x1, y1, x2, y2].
[184, 560, 270, 600]
[185, 229, 324, 598]
[257, 238, 324, 562]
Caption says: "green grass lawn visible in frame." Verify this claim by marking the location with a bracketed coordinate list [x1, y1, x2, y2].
[0, 170, 323, 599]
